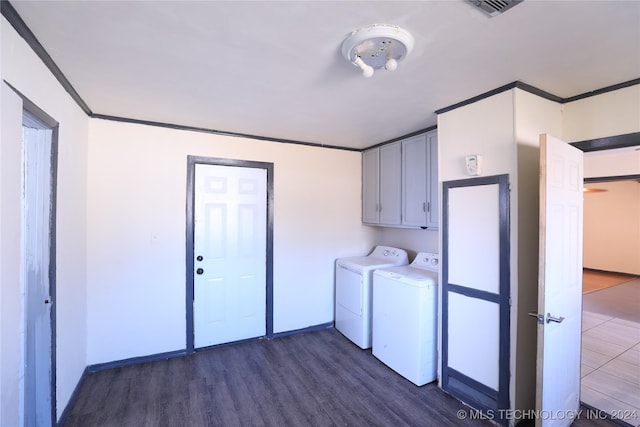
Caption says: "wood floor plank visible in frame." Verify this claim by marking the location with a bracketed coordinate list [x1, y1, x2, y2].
[582, 370, 640, 408]
[580, 275, 640, 425]
[583, 321, 640, 348]
[599, 359, 640, 386]
[582, 348, 618, 370]
[583, 270, 638, 294]
[618, 348, 640, 366]
[583, 279, 640, 323]
[581, 364, 596, 377]
[582, 311, 613, 331]
[62, 328, 618, 427]
[582, 334, 629, 358]
[581, 384, 640, 425]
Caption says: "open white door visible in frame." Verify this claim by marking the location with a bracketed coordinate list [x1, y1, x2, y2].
[534, 134, 583, 427]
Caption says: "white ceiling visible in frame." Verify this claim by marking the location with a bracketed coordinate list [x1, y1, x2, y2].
[9, 0, 640, 150]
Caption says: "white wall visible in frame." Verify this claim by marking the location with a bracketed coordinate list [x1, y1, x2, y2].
[437, 88, 564, 419]
[584, 148, 640, 178]
[513, 89, 563, 414]
[563, 85, 640, 142]
[1, 17, 89, 422]
[438, 89, 519, 415]
[584, 181, 640, 275]
[1, 82, 25, 427]
[439, 91, 517, 183]
[378, 227, 439, 260]
[86, 119, 374, 364]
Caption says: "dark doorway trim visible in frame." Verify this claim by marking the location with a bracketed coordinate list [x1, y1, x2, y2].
[441, 174, 511, 425]
[585, 174, 640, 184]
[185, 156, 274, 353]
[571, 132, 640, 153]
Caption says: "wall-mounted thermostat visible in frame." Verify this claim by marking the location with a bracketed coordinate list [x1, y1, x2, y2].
[465, 155, 483, 176]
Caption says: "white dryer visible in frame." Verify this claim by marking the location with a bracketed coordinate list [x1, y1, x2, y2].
[335, 246, 408, 349]
[372, 252, 439, 386]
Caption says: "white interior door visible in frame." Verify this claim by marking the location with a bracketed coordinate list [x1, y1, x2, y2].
[193, 164, 267, 348]
[535, 133, 583, 427]
[22, 118, 54, 427]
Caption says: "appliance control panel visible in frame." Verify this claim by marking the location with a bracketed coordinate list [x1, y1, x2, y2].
[412, 252, 439, 272]
[370, 246, 409, 263]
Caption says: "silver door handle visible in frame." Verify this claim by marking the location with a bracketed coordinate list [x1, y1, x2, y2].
[528, 311, 564, 324]
[546, 313, 565, 324]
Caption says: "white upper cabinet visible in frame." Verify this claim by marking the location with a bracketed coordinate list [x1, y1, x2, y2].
[362, 130, 438, 228]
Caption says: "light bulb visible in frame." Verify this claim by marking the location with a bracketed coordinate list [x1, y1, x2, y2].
[353, 56, 375, 78]
[362, 65, 374, 78]
[385, 58, 398, 71]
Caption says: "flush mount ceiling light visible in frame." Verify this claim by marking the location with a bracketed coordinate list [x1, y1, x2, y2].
[341, 24, 414, 78]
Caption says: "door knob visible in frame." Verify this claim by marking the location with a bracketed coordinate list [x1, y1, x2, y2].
[196, 268, 204, 275]
[196, 255, 203, 262]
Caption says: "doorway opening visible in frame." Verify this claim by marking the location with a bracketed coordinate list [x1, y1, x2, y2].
[580, 173, 640, 421]
[185, 156, 274, 353]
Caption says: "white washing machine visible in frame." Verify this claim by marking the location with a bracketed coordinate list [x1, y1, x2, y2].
[335, 246, 408, 349]
[372, 252, 439, 386]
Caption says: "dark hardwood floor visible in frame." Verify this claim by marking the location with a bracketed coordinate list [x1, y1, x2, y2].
[61, 328, 619, 427]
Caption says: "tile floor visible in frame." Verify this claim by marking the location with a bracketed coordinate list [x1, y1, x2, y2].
[581, 310, 640, 426]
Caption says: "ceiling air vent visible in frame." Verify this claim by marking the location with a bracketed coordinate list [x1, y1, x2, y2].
[468, 0, 523, 17]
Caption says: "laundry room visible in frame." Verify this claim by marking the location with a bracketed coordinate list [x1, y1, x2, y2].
[2, 1, 640, 426]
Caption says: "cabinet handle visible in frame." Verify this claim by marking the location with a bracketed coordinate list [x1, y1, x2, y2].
[427, 202, 430, 213]
[423, 202, 426, 212]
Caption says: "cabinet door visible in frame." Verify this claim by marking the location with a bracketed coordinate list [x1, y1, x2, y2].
[426, 131, 439, 228]
[362, 148, 380, 224]
[402, 134, 428, 227]
[379, 142, 402, 225]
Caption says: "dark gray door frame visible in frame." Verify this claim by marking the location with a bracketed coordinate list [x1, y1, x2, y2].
[441, 174, 510, 425]
[18, 87, 59, 427]
[185, 155, 274, 353]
